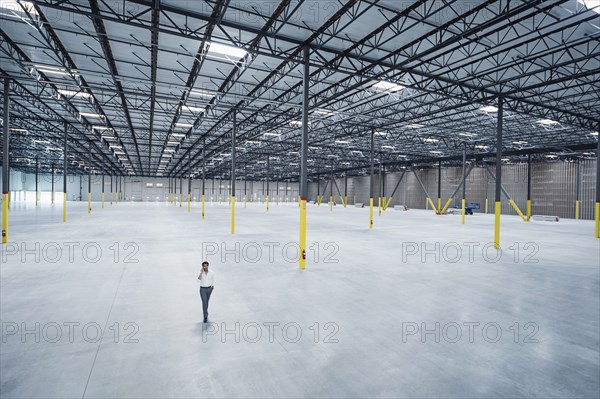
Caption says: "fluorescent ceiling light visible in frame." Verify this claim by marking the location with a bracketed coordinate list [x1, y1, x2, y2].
[80, 112, 104, 119]
[46, 147, 62, 151]
[171, 133, 185, 138]
[175, 122, 194, 128]
[350, 150, 363, 155]
[58, 89, 91, 98]
[9, 128, 28, 133]
[189, 89, 216, 98]
[207, 42, 248, 59]
[459, 132, 475, 137]
[314, 109, 336, 116]
[589, 132, 598, 136]
[101, 135, 117, 141]
[374, 131, 386, 136]
[183, 105, 204, 113]
[480, 105, 498, 113]
[167, 141, 179, 146]
[373, 80, 405, 92]
[34, 65, 73, 76]
[512, 141, 528, 145]
[289, 120, 303, 126]
[430, 150, 443, 154]
[424, 138, 439, 143]
[32, 139, 49, 144]
[537, 118, 559, 125]
[578, 0, 600, 13]
[335, 140, 349, 144]
[406, 124, 423, 129]
[92, 125, 112, 131]
[381, 145, 395, 149]
[264, 132, 281, 136]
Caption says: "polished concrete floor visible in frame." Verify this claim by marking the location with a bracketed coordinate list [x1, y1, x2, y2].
[1, 199, 599, 398]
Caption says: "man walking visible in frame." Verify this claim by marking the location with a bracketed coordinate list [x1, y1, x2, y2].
[198, 261, 215, 323]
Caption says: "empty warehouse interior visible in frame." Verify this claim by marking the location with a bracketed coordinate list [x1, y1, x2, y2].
[1, 0, 599, 398]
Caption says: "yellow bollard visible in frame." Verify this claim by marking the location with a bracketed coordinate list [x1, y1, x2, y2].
[110, 192, 113, 205]
[461, 199, 465, 225]
[575, 200, 580, 220]
[299, 198, 307, 269]
[188, 194, 191, 213]
[88, 193, 91, 214]
[63, 193, 67, 223]
[369, 197, 374, 229]
[485, 198, 488, 214]
[231, 196, 235, 235]
[330, 195, 333, 212]
[378, 197, 381, 216]
[102, 192, 105, 208]
[2, 193, 8, 243]
[526, 199, 531, 222]
[437, 198, 441, 214]
[201, 194, 205, 220]
[494, 201, 501, 249]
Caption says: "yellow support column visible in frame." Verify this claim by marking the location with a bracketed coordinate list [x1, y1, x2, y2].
[188, 194, 191, 213]
[201, 195, 205, 220]
[440, 198, 453, 215]
[344, 196, 347, 208]
[426, 197, 438, 213]
[485, 198, 488, 214]
[276, 196, 279, 206]
[575, 200, 580, 220]
[595, 202, 600, 239]
[329, 195, 332, 211]
[508, 199, 527, 221]
[88, 193, 91, 214]
[369, 197, 374, 229]
[63, 193, 67, 223]
[299, 198, 307, 269]
[437, 197, 441, 214]
[526, 199, 531, 222]
[494, 201, 501, 249]
[231, 196, 235, 235]
[461, 199, 466, 225]
[1, 193, 8, 244]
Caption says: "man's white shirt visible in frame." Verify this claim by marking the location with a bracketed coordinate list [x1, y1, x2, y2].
[199, 270, 215, 287]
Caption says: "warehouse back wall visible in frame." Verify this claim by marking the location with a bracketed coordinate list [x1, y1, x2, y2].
[306, 159, 597, 220]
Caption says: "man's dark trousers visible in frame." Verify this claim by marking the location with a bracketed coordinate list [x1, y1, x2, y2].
[200, 286, 214, 321]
